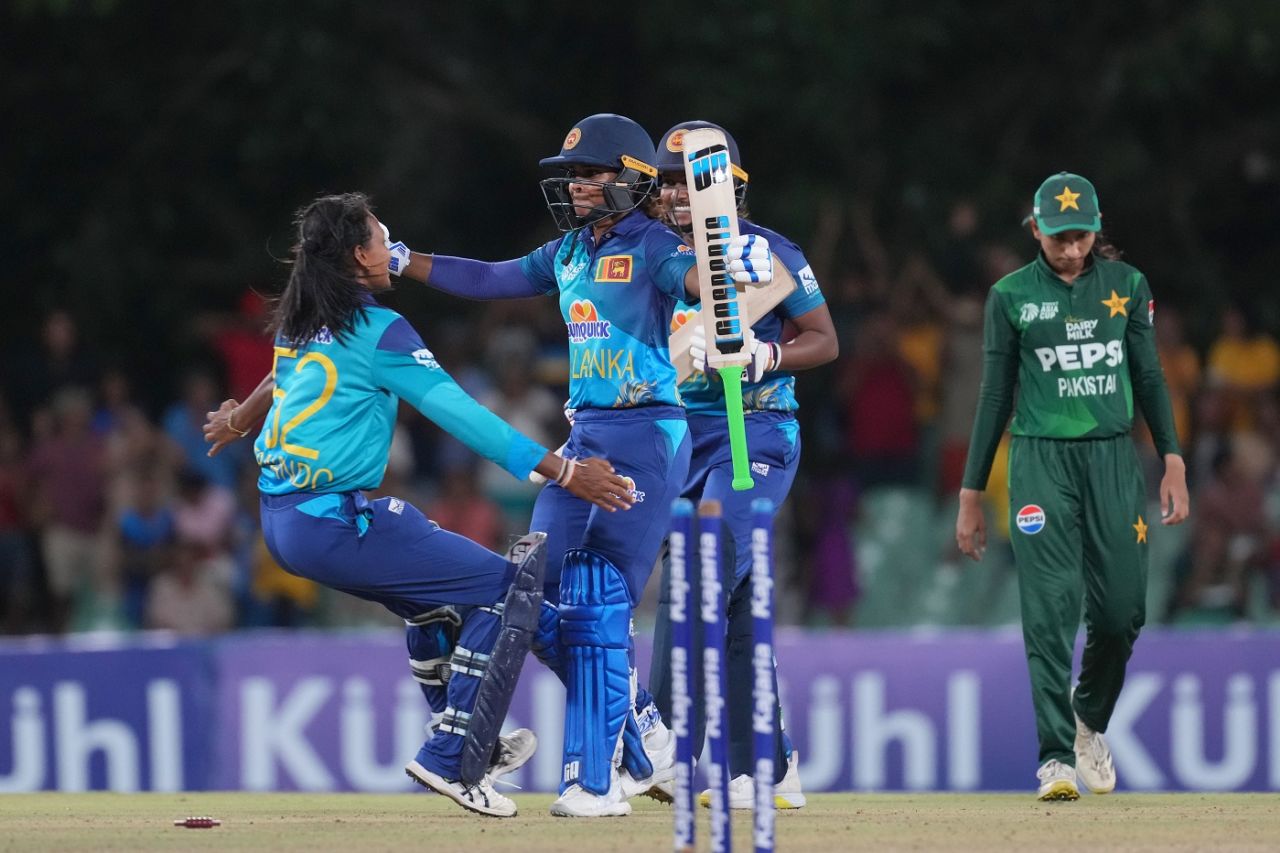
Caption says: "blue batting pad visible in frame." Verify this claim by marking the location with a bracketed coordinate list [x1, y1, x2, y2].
[559, 547, 633, 795]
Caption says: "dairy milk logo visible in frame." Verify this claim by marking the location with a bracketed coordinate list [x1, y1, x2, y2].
[1065, 319, 1099, 341]
[1016, 504, 1046, 534]
[566, 300, 612, 343]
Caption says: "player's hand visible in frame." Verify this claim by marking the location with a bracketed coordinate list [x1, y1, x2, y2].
[725, 234, 772, 285]
[955, 488, 987, 561]
[690, 324, 780, 381]
[563, 456, 636, 512]
[380, 222, 411, 276]
[1159, 454, 1190, 525]
[204, 399, 247, 458]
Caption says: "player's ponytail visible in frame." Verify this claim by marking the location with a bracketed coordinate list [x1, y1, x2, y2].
[1092, 231, 1123, 261]
[273, 193, 373, 345]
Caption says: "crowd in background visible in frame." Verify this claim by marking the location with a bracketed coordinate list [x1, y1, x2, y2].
[3, 206, 1279, 637]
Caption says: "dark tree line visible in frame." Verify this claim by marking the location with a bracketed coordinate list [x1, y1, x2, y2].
[3, 0, 1278, 406]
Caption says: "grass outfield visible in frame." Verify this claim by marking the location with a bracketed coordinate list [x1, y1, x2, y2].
[2, 792, 1278, 852]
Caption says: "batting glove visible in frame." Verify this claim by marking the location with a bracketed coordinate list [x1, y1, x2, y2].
[690, 323, 781, 382]
[725, 234, 773, 285]
[380, 222, 411, 276]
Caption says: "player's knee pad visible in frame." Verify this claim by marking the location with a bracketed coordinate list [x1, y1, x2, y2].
[531, 600, 566, 683]
[405, 605, 461, 713]
[559, 547, 633, 795]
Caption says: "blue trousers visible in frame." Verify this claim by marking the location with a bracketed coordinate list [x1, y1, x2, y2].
[530, 405, 691, 605]
[649, 412, 800, 780]
[261, 490, 512, 779]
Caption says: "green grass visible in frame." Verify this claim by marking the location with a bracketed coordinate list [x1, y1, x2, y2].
[2, 792, 1278, 852]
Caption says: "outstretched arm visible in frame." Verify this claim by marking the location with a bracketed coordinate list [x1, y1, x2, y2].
[205, 372, 274, 457]
[384, 224, 542, 299]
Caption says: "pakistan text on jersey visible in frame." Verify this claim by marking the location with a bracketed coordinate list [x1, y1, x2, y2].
[571, 347, 635, 381]
[1057, 374, 1119, 398]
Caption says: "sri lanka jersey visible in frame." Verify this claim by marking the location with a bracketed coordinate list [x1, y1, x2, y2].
[520, 210, 695, 410]
[674, 221, 827, 416]
[255, 298, 546, 495]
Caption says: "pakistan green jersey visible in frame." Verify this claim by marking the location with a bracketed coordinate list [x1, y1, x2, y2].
[961, 252, 1179, 490]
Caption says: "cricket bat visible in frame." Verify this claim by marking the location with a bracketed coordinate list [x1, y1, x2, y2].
[681, 127, 755, 491]
[669, 265, 796, 384]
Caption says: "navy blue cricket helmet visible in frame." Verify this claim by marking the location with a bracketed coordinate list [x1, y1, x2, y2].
[655, 120, 749, 218]
[539, 113, 659, 231]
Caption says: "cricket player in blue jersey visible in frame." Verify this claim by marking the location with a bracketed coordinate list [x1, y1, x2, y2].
[385, 114, 775, 817]
[205, 192, 636, 818]
[646, 121, 839, 811]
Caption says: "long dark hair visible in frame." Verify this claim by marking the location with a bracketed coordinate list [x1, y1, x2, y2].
[272, 193, 374, 345]
[1092, 230, 1123, 260]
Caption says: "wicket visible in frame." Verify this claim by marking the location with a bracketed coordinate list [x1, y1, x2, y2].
[670, 497, 778, 853]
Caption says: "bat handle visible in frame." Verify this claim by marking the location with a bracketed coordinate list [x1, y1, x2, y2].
[717, 364, 754, 492]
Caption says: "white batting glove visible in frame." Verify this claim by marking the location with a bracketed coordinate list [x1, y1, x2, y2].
[529, 443, 569, 483]
[690, 324, 781, 382]
[725, 234, 772, 285]
[380, 222, 411, 276]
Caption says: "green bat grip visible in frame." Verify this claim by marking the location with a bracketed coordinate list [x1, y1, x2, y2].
[717, 364, 754, 491]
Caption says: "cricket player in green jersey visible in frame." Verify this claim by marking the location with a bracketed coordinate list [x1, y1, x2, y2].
[955, 172, 1190, 801]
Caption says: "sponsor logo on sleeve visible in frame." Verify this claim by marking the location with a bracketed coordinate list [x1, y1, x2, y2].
[411, 348, 440, 369]
[595, 255, 634, 282]
[1015, 504, 1046, 535]
[797, 264, 819, 296]
[1148, 299, 1155, 325]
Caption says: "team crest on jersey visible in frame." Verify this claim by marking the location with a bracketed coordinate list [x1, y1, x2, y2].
[670, 308, 696, 334]
[1016, 504, 1046, 535]
[595, 255, 633, 282]
[562, 127, 581, 150]
[567, 300, 612, 343]
[411, 348, 440, 369]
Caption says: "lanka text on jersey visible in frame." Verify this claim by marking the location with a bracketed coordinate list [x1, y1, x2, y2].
[520, 210, 695, 410]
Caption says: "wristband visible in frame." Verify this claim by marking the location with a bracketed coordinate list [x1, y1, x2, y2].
[227, 409, 250, 437]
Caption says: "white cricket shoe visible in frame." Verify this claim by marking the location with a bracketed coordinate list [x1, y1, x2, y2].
[405, 760, 517, 817]
[619, 717, 677, 801]
[549, 774, 632, 818]
[490, 728, 537, 779]
[698, 749, 807, 810]
[1036, 759, 1080, 801]
[1074, 714, 1116, 794]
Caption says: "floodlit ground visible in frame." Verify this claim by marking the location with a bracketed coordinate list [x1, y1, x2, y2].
[2, 791, 1278, 852]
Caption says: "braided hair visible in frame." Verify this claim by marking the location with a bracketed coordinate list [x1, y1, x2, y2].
[273, 193, 374, 345]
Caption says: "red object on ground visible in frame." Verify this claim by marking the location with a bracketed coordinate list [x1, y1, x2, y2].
[173, 817, 221, 828]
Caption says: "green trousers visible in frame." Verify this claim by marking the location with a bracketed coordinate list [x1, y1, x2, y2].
[1007, 434, 1148, 766]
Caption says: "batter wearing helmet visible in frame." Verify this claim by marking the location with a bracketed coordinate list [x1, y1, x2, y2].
[384, 114, 776, 816]
[644, 121, 838, 811]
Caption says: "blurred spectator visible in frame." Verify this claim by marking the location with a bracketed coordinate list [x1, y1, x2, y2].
[195, 289, 274, 402]
[936, 294, 985, 496]
[1171, 432, 1274, 620]
[10, 310, 98, 431]
[105, 468, 175, 629]
[426, 462, 505, 553]
[473, 329, 564, 528]
[163, 369, 242, 489]
[840, 308, 919, 487]
[28, 388, 108, 631]
[248, 537, 318, 628]
[1206, 303, 1280, 431]
[931, 199, 986, 297]
[799, 477, 859, 626]
[0, 407, 38, 633]
[1153, 305, 1201, 450]
[144, 539, 235, 635]
[172, 468, 236, 590]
